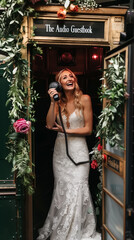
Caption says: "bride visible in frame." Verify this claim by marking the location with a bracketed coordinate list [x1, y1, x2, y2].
[37, 69, 101, 240]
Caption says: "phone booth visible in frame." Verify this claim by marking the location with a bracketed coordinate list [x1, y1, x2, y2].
[1, 2, 134, 239]
[102, 40, 134, 240]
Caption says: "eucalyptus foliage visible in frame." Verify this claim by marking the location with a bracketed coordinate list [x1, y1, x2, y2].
[96, 54, 126, 148]
[0, 0, 40, 194]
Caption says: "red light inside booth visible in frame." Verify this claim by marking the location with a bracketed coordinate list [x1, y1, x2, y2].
[92, 54, 98, 60]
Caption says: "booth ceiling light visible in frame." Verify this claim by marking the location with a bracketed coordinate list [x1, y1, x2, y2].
[92, 54, 98, 60]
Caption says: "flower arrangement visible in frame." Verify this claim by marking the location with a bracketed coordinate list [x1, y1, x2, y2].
[57, 0, 98, 18]
[28, 0, 98, 18]
[0, 0, 41, 194]
[90, 137, 106, 216]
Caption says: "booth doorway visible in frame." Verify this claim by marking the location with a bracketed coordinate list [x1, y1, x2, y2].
[31, 45, 108, 239]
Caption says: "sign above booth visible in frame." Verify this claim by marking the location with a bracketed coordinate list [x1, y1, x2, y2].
[33, 19, 105, 39]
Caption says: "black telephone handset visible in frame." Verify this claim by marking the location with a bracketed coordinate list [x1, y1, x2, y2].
[48, 82, 62, 101]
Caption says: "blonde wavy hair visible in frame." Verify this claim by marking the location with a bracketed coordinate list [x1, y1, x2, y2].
[55, 68, 83, 116]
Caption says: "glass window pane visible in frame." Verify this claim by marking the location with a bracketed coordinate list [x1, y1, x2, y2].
[105, 194, 124, 240]
[105, 141, 124, 158]
[105, 130, 124, 158]
[105, 168, 124, 202]
[105, 231, 113, 240]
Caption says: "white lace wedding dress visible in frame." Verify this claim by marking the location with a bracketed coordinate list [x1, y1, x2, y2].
[37, 110, 101, 240]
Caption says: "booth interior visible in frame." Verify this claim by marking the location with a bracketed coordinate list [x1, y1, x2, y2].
[31, 45, 109, 238]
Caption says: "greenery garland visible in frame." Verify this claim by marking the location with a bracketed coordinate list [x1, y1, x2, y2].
[90, 53, 126, 218]
[96, 53, 126, 148]
[29, 0, 98, 11]
[0, 0, 42, 194]
[90, 137, 104, 217]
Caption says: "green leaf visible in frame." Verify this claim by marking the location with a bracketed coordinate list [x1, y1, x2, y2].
[102, 121, 107, 128]
[8, 132, 19, 140]
[10, 20, 19, 25]
[95, 207, 100, 215]
[109, 106, 117, 113]
[115, 79, 123, 84]
[12, 67, 17, 75]
[18, 10, 23, 16]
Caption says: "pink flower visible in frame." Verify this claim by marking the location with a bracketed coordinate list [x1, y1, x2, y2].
[57, 8, 66, 19]
[97, 144, 102, 151]
[91, 160, 98, 169]
[13, 118, 31, 134]
[70, 4, 78, 12]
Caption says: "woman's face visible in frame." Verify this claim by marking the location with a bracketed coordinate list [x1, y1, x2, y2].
[60, 70, 76, 91]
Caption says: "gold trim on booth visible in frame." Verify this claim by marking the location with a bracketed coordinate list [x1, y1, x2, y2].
[28, 15, 110, 45]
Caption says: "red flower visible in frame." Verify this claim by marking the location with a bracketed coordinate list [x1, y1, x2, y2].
[70, 4, 78, 12]
[97, 144, 102, 151]
[13, 118, 31, 134]
[57, 8, 66, 19]
[103, 154, 107, 162]
[91, 160, 98, 169]
[98, 137, 101, 141]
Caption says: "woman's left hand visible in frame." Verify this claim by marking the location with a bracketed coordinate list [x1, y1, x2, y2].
[46, 122, 64, 132]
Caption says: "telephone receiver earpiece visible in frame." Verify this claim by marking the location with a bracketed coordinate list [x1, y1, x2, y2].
[48, 82, 62, 101]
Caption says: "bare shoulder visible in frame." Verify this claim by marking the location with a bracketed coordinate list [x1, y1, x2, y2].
[81, 94, 92, 106]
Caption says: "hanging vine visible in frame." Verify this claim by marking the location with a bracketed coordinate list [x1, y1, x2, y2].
[0, 0, 42, 194]
[90, 54, 126, 218]
[96, 54, 126, 148]
[29, 0, 98, 10]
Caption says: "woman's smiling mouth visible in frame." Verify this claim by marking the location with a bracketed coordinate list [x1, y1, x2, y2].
[66, 82, 73, 86]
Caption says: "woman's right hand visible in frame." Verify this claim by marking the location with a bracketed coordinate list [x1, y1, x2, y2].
[48, 88, 58, 102]
[46, 88, 58, 128]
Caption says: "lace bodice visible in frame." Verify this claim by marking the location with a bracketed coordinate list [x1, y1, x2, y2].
[55, 110, 89, 166]
[57, 109, 84, 130]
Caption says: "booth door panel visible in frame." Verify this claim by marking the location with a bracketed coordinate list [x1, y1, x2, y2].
[102, 45, 134, 240]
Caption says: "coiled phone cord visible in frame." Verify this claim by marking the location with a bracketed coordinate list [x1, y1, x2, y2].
[58, 103, 89, 166]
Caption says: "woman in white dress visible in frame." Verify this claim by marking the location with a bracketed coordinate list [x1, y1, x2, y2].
[37, 69, 101, 240]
